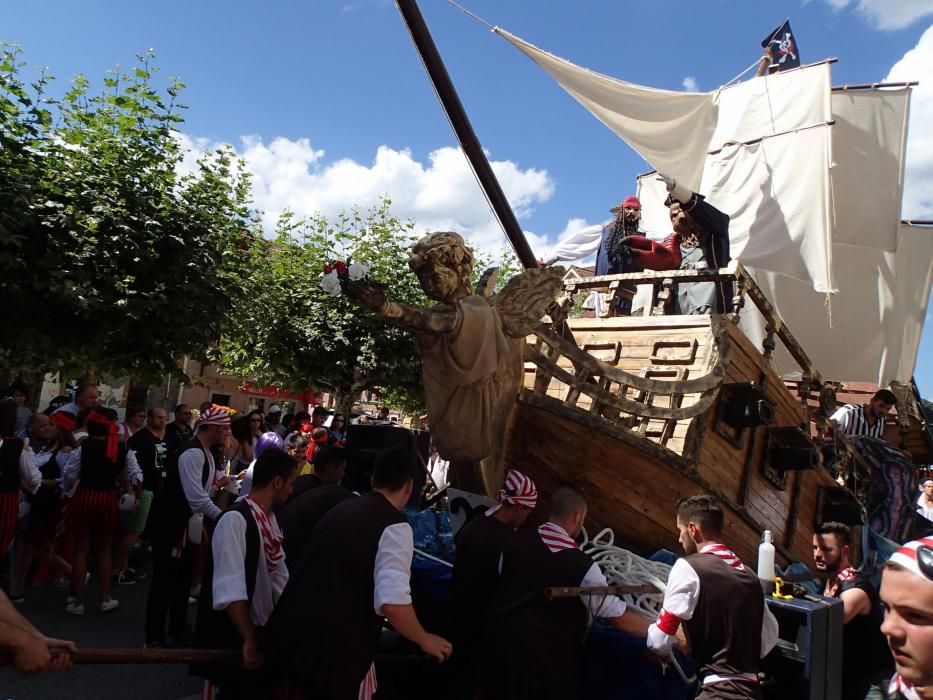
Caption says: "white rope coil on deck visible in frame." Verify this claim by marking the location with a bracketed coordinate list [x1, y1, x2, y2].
[580, 527, 672, 620]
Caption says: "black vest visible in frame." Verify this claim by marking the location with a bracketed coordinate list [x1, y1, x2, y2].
[683, 552, 764, 682]
[192, 501, 260, 682]
[484, 527, 594, 700]
[0, 439, 24, 493]
[450, 515, 514, 645]
[264, 491, 405, 699]
[78, 439, 126, 491]
[278, 483, 354, 569]
[148, 438, 212, 543]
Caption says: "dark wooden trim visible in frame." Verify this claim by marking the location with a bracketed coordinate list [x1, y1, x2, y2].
[784, 471, 804, 549]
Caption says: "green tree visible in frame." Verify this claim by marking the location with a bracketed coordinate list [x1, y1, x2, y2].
[215, 200, 522, 417]
[0, 45, 256, 389]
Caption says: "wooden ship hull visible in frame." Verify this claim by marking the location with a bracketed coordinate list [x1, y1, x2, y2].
[504, 266, 857, 567]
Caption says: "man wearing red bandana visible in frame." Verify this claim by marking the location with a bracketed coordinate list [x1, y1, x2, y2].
[484, 484, 650, 700]
[881, 536, 933, 700]
[647, 495, 778, 699]
[450, 469, 538, 699]
[193, 448, 297, 699]
[812, 522, 892, 698]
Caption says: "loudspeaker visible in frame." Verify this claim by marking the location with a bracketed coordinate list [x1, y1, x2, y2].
[721, 382, 775, 428]
[345, 424, 429, 508]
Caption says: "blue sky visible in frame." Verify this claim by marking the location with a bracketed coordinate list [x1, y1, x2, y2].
[5, 0, 933, 395]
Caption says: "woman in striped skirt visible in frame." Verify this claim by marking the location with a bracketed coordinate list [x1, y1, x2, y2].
[61, 407, 143, 615]
[0, 398, 41, 559]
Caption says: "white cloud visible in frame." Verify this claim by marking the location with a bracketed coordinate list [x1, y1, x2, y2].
[815, 0, 933, 30]
[886, 24, 933, 217]
[681, 76, 699, 92]
[176, 133, 556, 256]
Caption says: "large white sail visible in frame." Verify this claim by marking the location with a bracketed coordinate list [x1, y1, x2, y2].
[499, 28, 836, 294]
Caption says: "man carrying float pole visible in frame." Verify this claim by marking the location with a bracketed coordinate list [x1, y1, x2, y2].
[648, 495, 778, 699]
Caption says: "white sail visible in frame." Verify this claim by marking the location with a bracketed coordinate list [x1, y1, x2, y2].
[499, 28, 836, 294]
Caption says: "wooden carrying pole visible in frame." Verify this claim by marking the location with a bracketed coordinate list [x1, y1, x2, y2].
[0, 648, 429, 666]
[395, 0, 539, 269]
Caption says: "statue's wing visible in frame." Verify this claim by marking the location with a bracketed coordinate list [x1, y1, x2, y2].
[494, 266, 566, 337]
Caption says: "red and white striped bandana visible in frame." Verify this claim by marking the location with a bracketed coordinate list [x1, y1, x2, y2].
[197, 406, 232, 428]
[700, 543, 746, 572]
[486, 469, 538, 516]
[889, 536, 933, 583]
[538, 521, 577, 553]
[888, 674, 921, 700]
[244, 496, 284, 574]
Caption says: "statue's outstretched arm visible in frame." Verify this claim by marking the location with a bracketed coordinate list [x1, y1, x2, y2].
[347, 281, 456, 334]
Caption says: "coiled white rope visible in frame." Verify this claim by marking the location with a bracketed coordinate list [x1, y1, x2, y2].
[580, 527, 672, 620]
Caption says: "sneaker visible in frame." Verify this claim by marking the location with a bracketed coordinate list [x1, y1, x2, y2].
[65, 595, 75, 605]
[112, 570, 136, 586]
[65, 602, 84, 616]
[127, 566, 147, 581]
[99, 598, 119, 613]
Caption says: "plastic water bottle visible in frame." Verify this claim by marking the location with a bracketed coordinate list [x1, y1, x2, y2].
[758, 530, 776, 592]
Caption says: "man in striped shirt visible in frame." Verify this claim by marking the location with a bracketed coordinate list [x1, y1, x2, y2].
[829, 389, 897, 441]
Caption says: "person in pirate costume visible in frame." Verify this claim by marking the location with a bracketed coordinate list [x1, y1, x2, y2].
[0, 399, 41, 562]
[145, 405, 231, 647]
[647, 495, 778, 699]
[544, 196, 672, 314]
[812, 522, 893, 699]
[483, 483, 650, 700]
[652, 173, 733, 315]
[449, 469, 537, 700]
[880, 536, 933, 700]
[192, 448, 297, 699]
[264, 447, 452, 700]
[60, 407, 143, 615]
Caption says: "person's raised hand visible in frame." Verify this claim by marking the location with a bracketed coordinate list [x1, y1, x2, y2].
[656, 172, 676, 191]
[419, 633, 452, 663]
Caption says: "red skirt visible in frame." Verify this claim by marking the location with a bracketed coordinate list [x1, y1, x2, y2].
[0, 491, 18, 558]
[66, 488, 118, 536]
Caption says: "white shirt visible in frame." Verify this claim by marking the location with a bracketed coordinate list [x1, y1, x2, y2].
[211, 509, 289, 626]
[374, 522, 414, 615]
[647, 547, 779, 658]
[60, 444, 142, 496]
[0, 439, 41, 495]
[917, 492, 933, 522]
[830, 403, 885, 439]
[544, 223, 607, 264]
[178, 446, 223, 520]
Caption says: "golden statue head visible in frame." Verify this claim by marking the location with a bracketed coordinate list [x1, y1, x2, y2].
[408, 232, 474, 304]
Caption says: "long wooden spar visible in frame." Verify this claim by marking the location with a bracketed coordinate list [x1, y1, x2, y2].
[395, 0, 539, 270]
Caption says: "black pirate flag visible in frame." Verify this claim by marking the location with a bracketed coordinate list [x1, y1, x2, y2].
[761, 20, 800, 73]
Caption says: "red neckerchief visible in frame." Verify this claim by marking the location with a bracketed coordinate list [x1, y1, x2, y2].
[86, 410, 119, 462]
[538, 522, 577, 553]
[244, 496, 284, 574]
[889, 674, 921, 700]
[826, 566, 857, 598]
[700, 543, 746, 572]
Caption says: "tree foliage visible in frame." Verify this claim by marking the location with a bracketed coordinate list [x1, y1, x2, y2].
[0, 45, 256, 382]
[215, 200, 522, 415]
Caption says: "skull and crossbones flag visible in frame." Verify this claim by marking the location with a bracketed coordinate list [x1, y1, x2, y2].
[761, 20, 801, 72]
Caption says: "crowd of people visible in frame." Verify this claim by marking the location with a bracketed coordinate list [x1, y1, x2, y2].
[0, 381, 931, 700]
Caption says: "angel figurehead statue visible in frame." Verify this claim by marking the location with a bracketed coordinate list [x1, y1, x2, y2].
[346, 232, 564, 494]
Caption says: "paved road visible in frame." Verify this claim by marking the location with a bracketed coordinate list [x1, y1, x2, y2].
[2, 560, 202, 700]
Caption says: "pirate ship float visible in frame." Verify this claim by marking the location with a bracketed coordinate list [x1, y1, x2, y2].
[391, 1, 933, 567]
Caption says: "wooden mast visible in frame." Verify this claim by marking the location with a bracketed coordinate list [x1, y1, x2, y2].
[395, 0, 538, 269]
